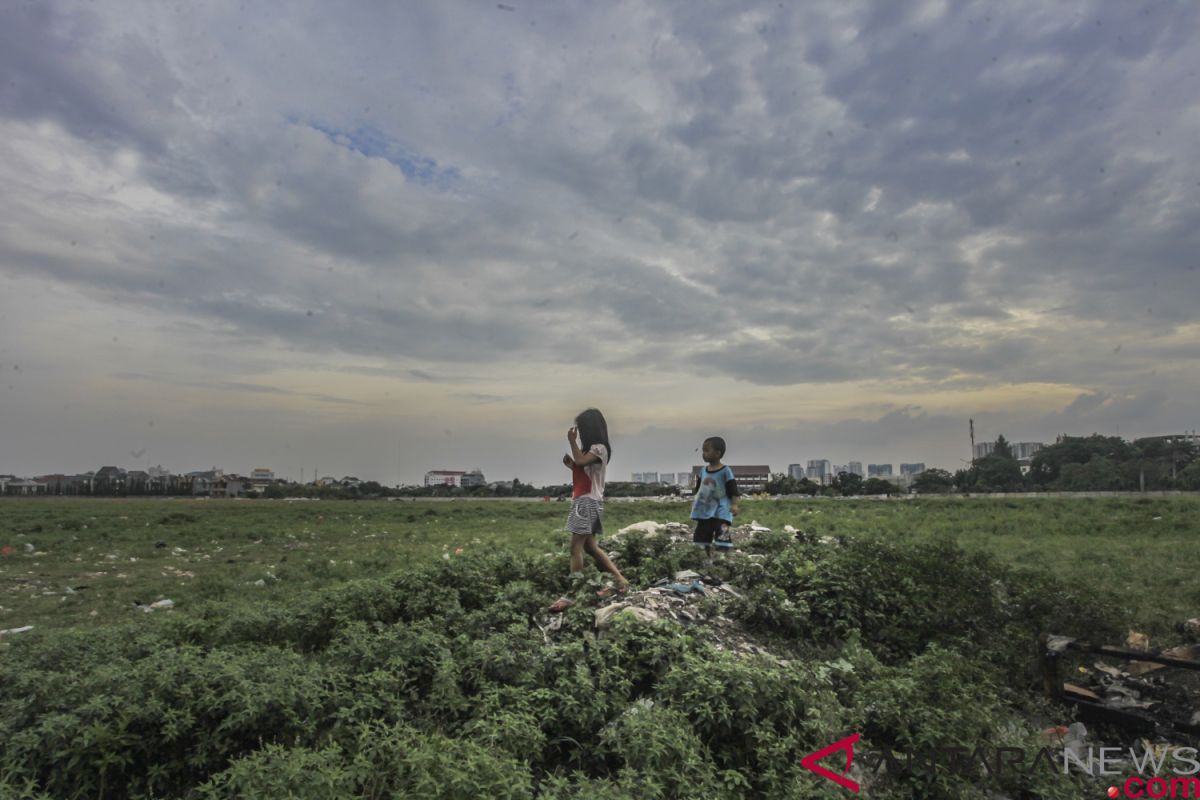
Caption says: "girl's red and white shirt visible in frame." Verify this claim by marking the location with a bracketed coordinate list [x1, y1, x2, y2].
[571, 444, 608, 501]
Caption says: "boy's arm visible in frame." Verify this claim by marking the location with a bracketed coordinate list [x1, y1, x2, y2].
[726, 471, 740, 515]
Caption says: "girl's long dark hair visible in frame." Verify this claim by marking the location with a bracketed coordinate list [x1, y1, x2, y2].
[575, 408, 611, 462]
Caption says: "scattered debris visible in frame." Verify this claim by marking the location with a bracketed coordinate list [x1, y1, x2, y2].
[616, 520, 664, 536]
[1041, 633, 1200, 735]
[594, 602, 658, 630]
[136, 598, 176, 613]
[0, 626, 33, 637]
[534, 568, 787, 662]
[1127, 630, 1151, 652]
[548, 597, 573, 614]
[1129, 644, 1200, 676]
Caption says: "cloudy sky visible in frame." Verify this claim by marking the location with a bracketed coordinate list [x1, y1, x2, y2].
[2, 0, 1198, 486]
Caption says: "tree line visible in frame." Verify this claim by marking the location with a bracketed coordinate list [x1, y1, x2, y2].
[756, 434, 1200, 496]
[952, 434, 1200, 493]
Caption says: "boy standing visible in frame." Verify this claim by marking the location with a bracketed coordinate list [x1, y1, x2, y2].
[691, 436, 740, 556]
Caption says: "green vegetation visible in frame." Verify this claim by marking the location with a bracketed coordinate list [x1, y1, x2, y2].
[0, 497, 1197, 798]
[957, 433, 1198, 493]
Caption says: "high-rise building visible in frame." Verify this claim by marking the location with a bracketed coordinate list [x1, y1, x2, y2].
[1013, 442, 1043, 460]
[806, 459, 832, 484]
[847, 461, 863, 476]
[788, 463, 805, 480]
[868, 463, 893, 477]
[900, 463, 926, 476]
[974, 441, 1044, 460]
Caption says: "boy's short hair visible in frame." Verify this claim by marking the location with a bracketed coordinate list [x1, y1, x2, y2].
[704, 436, 726, 457]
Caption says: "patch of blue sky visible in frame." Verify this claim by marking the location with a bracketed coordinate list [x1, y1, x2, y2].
[303, 120, 462, 189]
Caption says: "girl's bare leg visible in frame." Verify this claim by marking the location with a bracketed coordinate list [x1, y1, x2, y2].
[584, 536, 627, 586]
[570, 534, 589, 575]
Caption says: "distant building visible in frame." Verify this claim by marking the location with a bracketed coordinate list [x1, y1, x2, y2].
[126, 470, 150, 492]
[631, 472, 674, 484]
[93, 466, 126, 493]
[868, 464, 893, 478]
[973, 442, 1043, 461]
[1013, 442, 1043, 460]
[424, 470, 467, 487]
[848, 461, 863, 477]
[788, 464, 805, 480]
[188, 469, 222, 495]
[217, 475, 251, 498]
[3, 479, 46, 496]
[460, 470, 485, 488]
[248, 468, 275, 492]
[806, 459, 831, 485]
[65, 474, 94, 495]
[900, 463, 926, 476]
[692, 464, 771, 493]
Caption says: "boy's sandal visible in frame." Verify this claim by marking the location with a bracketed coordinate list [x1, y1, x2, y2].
[548, 597, 574, 613]
[596, 583, 629, 599]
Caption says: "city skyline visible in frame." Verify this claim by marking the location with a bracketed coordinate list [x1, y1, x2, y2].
[2, 2, 1198, 487]
[0, 429, 1103, 488]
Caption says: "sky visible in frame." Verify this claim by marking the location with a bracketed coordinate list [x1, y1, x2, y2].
[1, 0, 1198, 486]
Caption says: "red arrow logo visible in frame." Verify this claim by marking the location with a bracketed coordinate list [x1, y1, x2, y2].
[800, 732, 860, 792]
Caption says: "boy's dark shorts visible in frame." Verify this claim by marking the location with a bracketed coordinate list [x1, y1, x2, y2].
[693, 518, 733, 549]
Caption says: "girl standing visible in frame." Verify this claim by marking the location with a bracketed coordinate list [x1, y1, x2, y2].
[549, 408, 628, 611]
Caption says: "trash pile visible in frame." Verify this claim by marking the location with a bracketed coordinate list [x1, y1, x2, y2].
[537, 520, 808, 663]
[1045, 631, 1200, 736]
[609, 518, 786, 547]
[591, 569, 789, 662]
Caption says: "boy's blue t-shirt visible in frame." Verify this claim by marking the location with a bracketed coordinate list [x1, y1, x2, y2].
[691, 465, 737, 522]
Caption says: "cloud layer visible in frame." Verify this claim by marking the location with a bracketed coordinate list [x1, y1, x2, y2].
[2, 0, 1197, 482]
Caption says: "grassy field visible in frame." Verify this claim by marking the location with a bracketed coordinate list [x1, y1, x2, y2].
[3, 495, 1199, 798]
[2, 495, 1198, 643]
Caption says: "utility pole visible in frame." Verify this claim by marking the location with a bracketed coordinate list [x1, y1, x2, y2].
[969, 419, 976, 463]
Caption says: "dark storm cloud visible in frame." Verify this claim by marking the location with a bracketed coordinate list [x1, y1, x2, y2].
[0, 4, 178, 153]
